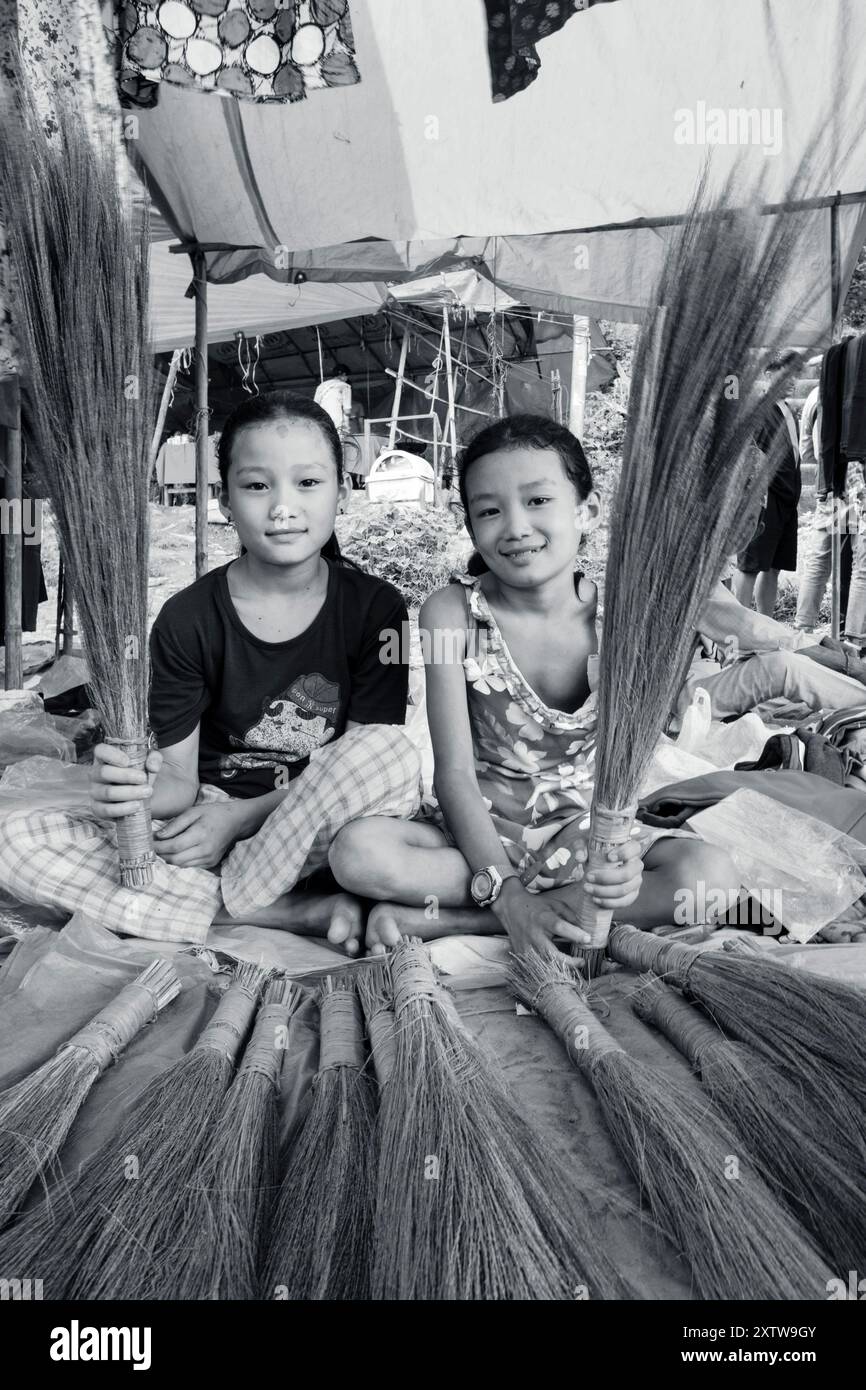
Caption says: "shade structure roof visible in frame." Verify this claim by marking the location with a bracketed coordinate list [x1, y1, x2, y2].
[134, 0, 866, 343]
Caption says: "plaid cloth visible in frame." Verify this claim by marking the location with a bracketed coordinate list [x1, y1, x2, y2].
[0, 725, 422, 947]
[221, 723, 422, 917]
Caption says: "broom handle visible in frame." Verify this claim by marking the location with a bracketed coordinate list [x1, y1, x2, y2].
[608, 923, 700, 987]
[530, 978, 625, 1071]
[106, 736, 155, 889]
[633, 977, 724, 1070]
[576, 803, 639, 946]
[67, 959, 180, 1073]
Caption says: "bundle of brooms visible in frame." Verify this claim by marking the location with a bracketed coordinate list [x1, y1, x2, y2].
[176, 976, 299, 1301]
[608, 924, 866, 1175]
[0, 81, 157, 887]
[0, 962, 267, 1299]
[573, 165, 826, 967]
[363, 938, 622, 1301]
[632, 973, 866, 1273]
[0, 959, 180, 1231]
[509, 949, 834, 1300]
[263, 975, 377, 1300]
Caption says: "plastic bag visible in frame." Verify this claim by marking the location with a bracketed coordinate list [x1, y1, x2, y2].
[0, 693, 76, 769]
[675, 687, 712, 753]
[0, 754, 92, 813]
[689, 788, 866, 943]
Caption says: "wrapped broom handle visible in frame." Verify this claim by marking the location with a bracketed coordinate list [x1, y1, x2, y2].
[608, 922, 701, 987]
[65, 959, 180, 1074]
[318, 987, 365, 1073]
[577, 802, 640, 946]
[107, 735, 156, 889]
[528, 977, 624, 1070]
[365, 1003, 398, 1088]
[632, 976, 726, 1070]
[238, 985, 296, 1088]
[195, 964, 267, 1064]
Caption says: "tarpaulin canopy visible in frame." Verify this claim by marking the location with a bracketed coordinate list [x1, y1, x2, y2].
[133, 0, 866, 340]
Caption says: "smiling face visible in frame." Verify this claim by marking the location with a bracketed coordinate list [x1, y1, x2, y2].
[464, 445, 599, 588]
[221, 417, 347, 568]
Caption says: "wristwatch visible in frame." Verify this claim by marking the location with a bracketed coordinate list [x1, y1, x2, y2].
[470, 865, 517, 908]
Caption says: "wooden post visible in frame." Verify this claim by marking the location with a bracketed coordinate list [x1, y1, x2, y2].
[568, 315, 591, 439]
[441, 311, 458, 480]
[389, 327, 409, 449]
[1, 376, 23, 690]
[192, 251, 209, 580]
[150, 348, 182, 475]
[830, 196, 842, 638]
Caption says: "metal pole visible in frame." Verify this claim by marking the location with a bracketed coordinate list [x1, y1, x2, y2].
[1, 379, 23, 690]
[150, 348, 182, 475]
[192, 251, 209, 580]
[830, 195, 842, 638]
[441, 311, 458, 478]
[568, 315, 590, 439]
[388, 327, 409, 449]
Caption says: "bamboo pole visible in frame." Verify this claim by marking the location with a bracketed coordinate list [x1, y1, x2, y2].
[150, 348, 182, 474]
[192, 252, 209, 580]
[1, 377, 23, 691]
[442, 311, 458, 478]
[568, 315, 590, 439]
[388, 327, 409, 449]
[830, 195, 842, 638]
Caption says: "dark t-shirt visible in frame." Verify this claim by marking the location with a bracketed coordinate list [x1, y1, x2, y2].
[755, 400, 801, 509]
[149, 561, 409, 799]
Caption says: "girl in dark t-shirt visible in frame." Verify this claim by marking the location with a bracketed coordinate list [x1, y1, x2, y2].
[84, 392, 421, 949]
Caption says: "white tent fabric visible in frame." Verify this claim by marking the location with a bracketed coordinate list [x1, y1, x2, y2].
[148, 240, 387, 351]
[134, 0, 866, 341]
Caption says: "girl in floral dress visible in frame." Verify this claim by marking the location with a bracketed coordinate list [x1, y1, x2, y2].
[328, 416, 741, 957]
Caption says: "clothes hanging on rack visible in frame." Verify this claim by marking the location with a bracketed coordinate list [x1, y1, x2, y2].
[841, 333, 866, 463]
[818, 339, 849, 495]
[483, 0, 619, 102]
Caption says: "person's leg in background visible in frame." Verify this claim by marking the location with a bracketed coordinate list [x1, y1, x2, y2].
[795, 494, 833, 630]
[677, 647, 866, 722]
[754, 567, 780, 617]
[731, 567, 758, 609]
[844, 511, 866, 640]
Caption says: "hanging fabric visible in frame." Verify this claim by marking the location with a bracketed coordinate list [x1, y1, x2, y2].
[115, 0, 361, 108]
[483, 0, 619, 103]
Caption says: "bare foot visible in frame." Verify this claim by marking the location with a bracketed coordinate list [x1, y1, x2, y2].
[212, 889, 364, 954]
[365, 901, 498, 955]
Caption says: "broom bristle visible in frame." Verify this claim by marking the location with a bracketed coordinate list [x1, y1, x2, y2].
[0, 959, 180, 1230]
[0, 84, 155, 738]
[633, 975, 866, 1273]
[610, 925, 866, 1113]
[175, 975, 298, 1301]
[371, 939, 622, 1301]
[510, 948, 835, 1301]
[263, 975, 376, 1301]
[0, 962, 266, 1299]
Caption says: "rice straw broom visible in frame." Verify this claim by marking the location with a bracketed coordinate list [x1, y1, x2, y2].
[368, 938, 621, 1301]
[573, 167, 825, 968]
[0, 961, 267, 1299]
[632, 974, 866, 1272]
[509, 948, 835, 1300]
[0, 84, 157, 886]
[175, 976, 299, 1301]
[608, 924, 866, 1112]
[263, 974, 377, 1301]
[0, 959, 180, 1231]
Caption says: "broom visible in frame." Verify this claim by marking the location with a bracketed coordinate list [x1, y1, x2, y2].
[509, 948, 835, 1300]
[175, 976, 298, 1301]
[572, 168, 825, 970]
[0, 961, 267, 1299]
[608, 924, 866, 1111]
[0, 85, 157, 886]
[632, 974, 866, 1272]
[0, 959, 180, 1231]
[369, 938, 622, 1301]
[263, 974, 377, 1301]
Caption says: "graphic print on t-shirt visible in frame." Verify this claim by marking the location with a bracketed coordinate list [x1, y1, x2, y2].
[219, 673, 341, 782]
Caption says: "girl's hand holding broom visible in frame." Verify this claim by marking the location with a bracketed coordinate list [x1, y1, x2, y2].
[490, 846, 643, 958]
[90, 741, 241, 868]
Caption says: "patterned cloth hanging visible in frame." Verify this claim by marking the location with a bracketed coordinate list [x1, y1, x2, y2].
[483, 0, 618, 102]
[115, 0, 360, 107]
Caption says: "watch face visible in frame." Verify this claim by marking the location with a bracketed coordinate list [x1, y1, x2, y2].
[471, 870, 493, 903]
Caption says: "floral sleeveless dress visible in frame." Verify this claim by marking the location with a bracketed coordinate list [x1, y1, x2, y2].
[443, 572, 665, 890]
